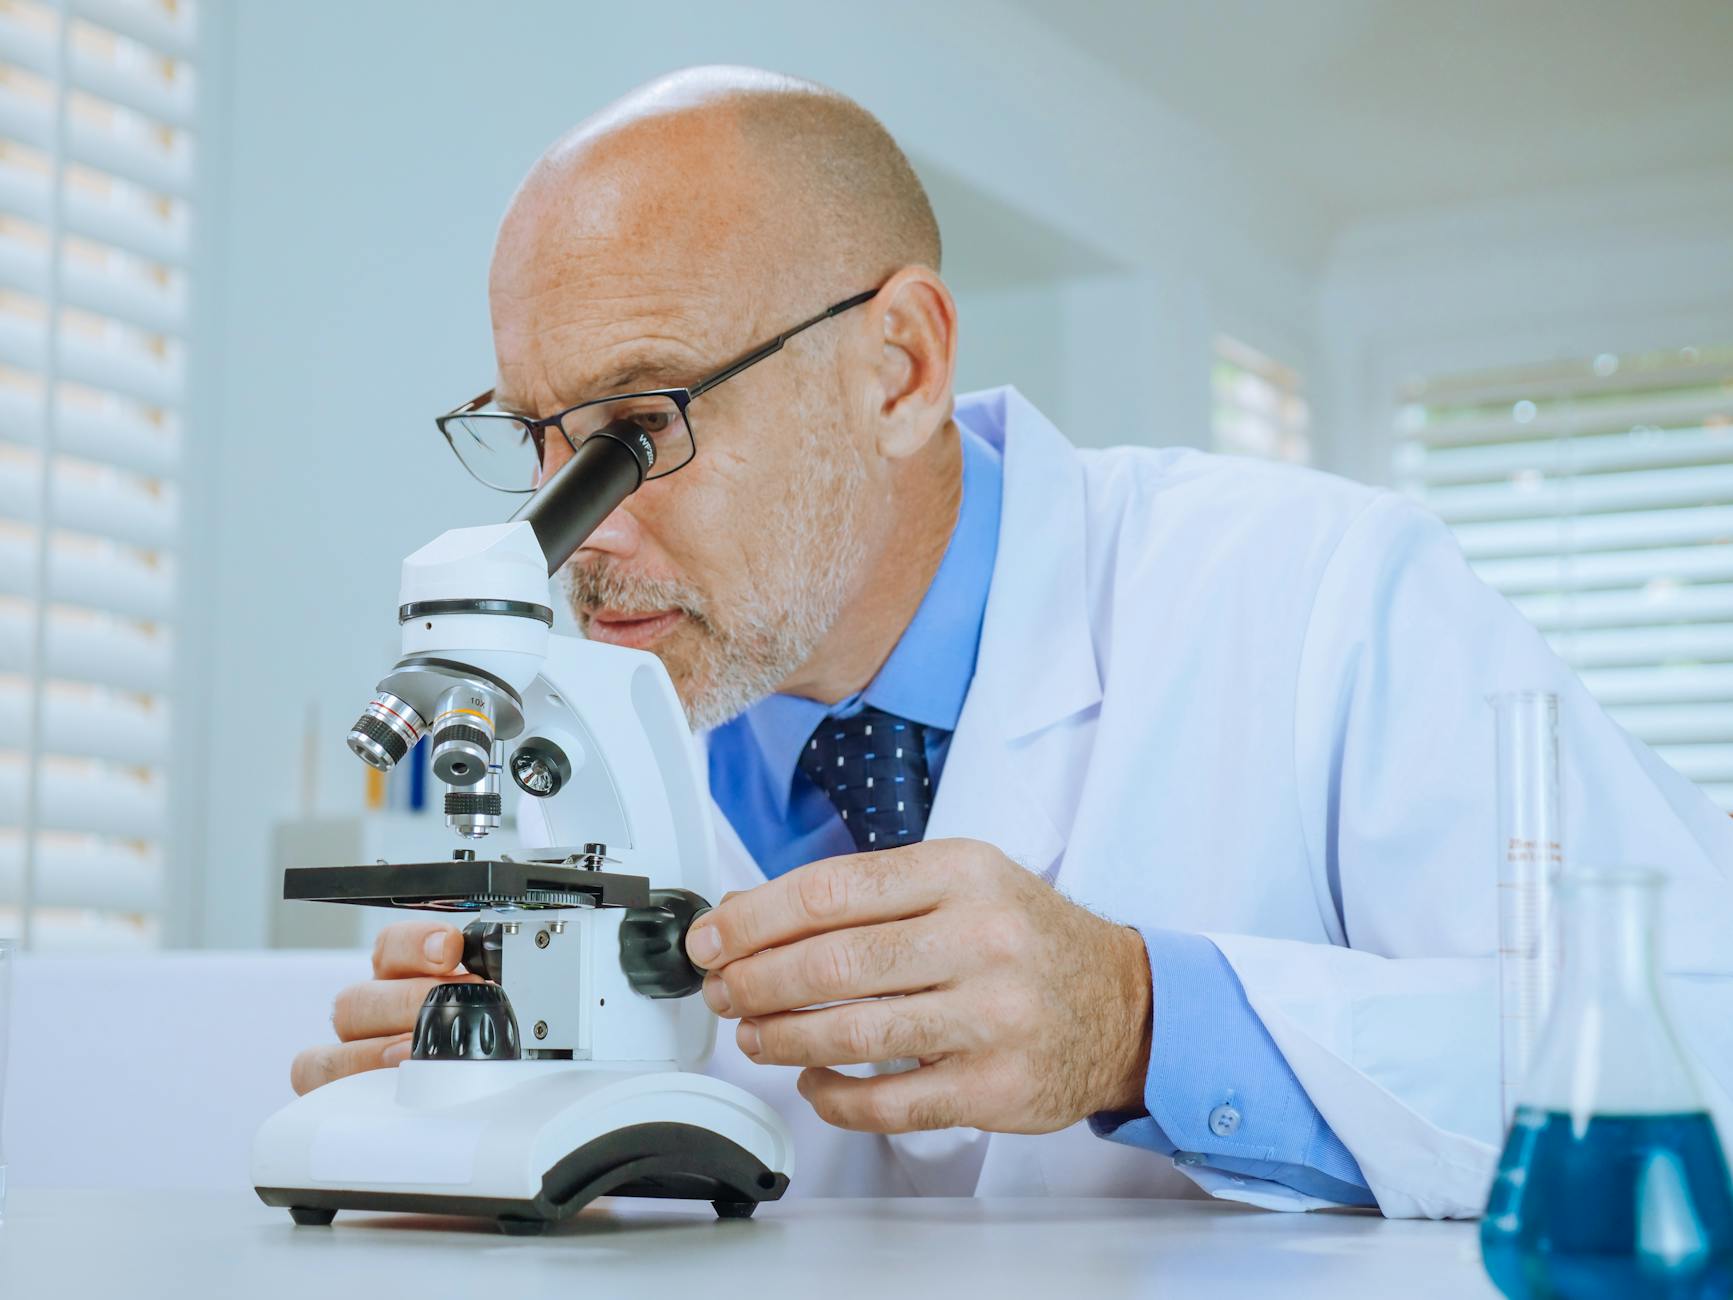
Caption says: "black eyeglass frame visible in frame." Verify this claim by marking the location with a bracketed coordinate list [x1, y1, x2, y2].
[437, 286, 882, 494]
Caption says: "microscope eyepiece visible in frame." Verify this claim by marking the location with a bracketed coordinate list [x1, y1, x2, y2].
[347, 692, 426, 771]
[520, 420, 652, 575]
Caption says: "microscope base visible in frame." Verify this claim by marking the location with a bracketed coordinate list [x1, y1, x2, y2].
[252, 1062, 793, 1233]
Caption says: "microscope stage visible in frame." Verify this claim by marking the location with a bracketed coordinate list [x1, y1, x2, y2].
[283, 858, 652, 911]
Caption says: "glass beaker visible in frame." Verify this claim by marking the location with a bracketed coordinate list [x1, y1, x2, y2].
[1482, 870, 1733, 1298]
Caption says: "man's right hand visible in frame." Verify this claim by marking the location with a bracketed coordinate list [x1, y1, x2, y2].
[290, 920, 476, 1095]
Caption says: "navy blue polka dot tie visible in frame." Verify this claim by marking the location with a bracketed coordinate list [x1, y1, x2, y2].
[797, 706, 934, 852]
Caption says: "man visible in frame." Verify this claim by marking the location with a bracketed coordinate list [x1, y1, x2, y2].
[292, 67, 1733, 1218]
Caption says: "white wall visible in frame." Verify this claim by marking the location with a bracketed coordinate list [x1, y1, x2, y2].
[187, 0, 1330, 946]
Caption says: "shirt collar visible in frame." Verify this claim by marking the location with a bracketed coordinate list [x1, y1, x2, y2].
[741, 423, 1005, 818]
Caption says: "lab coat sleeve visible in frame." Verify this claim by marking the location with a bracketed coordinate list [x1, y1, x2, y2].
[1209, 491, 1733, 1220]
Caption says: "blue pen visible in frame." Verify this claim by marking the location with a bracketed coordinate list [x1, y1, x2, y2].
[409, 735, 428, 812]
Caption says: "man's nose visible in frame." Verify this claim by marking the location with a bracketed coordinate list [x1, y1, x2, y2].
[579, 501, 643, 558]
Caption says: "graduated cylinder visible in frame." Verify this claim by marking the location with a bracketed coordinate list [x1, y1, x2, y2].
[1492, 690, 1564, 1128]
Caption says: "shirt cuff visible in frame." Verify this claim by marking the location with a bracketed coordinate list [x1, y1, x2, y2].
[1090, 928, 1375, 1208]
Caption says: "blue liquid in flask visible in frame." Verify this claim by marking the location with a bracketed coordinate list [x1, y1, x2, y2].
[1483, 1107, 1733, 1299]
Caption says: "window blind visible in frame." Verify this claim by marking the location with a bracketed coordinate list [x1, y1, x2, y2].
[0, 0, 195, 950]
[1393, 345, 1733, 813]
[1212, 334, 1312, 464]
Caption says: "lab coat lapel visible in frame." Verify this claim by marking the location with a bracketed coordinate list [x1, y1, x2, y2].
[927, 387, 1102, 873]
[884, 388, 1105, 1195]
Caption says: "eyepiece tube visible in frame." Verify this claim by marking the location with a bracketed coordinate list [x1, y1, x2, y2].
[520, 421, 654, 575]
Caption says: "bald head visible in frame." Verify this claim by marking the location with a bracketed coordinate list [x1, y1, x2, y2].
[499, 66, 939, 319]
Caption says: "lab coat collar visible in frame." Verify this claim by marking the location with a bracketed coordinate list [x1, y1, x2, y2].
[954, 386, 1102, 742]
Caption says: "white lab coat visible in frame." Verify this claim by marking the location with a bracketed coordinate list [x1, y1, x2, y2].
[697, 386, 1733, 1218]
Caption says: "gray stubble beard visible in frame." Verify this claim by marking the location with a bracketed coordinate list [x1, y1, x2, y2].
[560, 419, 871, 732]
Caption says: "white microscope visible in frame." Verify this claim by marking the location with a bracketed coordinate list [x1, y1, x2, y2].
[251, 422, 794, 1234]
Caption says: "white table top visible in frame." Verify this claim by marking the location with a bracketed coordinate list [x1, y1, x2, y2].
[0, 1190, 1495, 1299]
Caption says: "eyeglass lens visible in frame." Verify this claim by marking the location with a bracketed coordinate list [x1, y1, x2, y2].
[447, 393, 694, 492]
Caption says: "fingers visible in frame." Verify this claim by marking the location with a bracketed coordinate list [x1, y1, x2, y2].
[290, 1033, 412, 1095]
[372, 920, 465, 979]
[333, 974, 478, 1041]
[740, 993, 962, 1068]
[705, 917, 951, 1018]
[301, 926, 473, 1097]
[797, 1061, 968, 1133]
[687, 844, 950, 969]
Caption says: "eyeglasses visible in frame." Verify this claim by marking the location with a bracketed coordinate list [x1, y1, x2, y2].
[437, 286, 881, 494]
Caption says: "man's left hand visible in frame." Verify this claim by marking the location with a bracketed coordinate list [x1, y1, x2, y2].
[684, 838, 1152, 1135]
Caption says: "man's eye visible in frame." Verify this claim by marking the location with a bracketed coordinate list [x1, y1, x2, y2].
[631, 411, 674, 434]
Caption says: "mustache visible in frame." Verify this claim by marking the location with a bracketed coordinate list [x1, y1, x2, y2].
[561, 558, 712, 628]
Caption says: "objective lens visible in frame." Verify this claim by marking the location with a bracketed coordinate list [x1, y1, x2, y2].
[446, 748, 502, 839]
[430, 684, 501, 787]
[347, 692, 427, 771]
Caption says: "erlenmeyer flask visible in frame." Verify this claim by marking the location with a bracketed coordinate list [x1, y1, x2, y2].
[1482, 870, 1733, 1298]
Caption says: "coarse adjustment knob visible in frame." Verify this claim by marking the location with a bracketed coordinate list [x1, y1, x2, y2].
[619, 888, 712, 999]
[410, 982, 522, 1061]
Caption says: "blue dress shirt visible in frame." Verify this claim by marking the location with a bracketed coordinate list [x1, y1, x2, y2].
[706, 415, 1373, 1206]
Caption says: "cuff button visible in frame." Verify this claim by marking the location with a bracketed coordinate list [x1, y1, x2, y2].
[1208, 1104, 1242, 1137]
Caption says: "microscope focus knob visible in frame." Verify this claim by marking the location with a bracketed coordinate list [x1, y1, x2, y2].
[460, 921, 504, 983]
[410, 982, 522, 1061]
[620, 888, 711, 999]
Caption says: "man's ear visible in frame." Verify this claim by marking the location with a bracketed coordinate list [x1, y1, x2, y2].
[866, 266, 957, 461]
